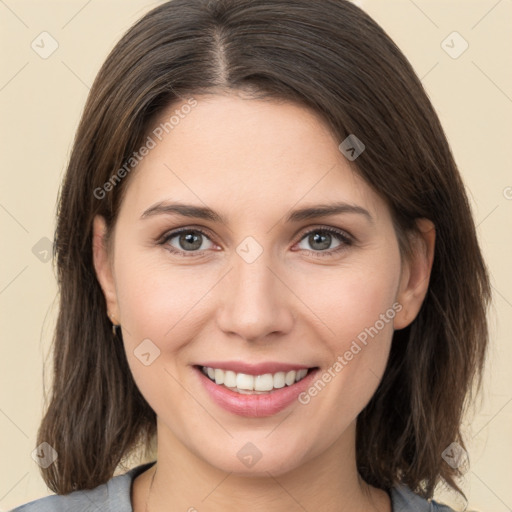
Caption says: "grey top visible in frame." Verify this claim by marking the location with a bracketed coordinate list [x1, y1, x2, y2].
[10, 461, 456, 511]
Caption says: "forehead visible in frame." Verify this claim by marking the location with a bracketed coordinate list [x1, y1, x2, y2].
[118, 94, 387, 223]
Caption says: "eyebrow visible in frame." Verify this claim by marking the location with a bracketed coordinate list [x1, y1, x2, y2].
[140, 201, 373, 224]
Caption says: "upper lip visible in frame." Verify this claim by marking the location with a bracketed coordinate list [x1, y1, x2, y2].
[195, 361, 315, 375]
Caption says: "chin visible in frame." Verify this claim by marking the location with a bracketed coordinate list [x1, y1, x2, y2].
[189, 432, 313, 477]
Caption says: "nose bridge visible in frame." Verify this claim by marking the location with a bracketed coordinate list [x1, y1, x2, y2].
[216, 246, 294, 341]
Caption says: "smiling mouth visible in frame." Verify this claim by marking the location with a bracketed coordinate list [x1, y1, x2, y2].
[198, 365, 317, 394]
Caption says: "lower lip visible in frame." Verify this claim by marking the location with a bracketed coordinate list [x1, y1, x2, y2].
[195, 366, 319, 418]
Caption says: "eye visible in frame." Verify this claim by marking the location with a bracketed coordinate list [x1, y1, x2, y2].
[158, 225, 353, 259]
[295, 227, 353, 257]
[160, 228, 216, 256]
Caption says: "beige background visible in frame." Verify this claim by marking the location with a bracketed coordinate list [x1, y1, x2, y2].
[1, 1, 511, 510]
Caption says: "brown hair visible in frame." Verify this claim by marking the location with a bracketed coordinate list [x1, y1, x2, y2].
[38, 0, 491, 500]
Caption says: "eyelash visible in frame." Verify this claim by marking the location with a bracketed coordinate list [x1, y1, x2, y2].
[158, 226, 354, 259]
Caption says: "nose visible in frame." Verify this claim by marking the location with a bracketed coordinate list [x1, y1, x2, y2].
[215, 251, 295, 343]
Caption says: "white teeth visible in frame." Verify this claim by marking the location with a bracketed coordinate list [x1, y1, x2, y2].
[236, 373, 254, 390]
[201, 366, 311, 393]
[296, 369, 308, 381]
[254, 373, 274, 391]
[214, 368, 224, 385]
[273, 371, 286, 389]
[285, 370, 296, 386]
[224, 370, 237, 388]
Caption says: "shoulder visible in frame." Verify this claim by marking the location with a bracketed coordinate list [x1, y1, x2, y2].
[390, 484, 457, 512]
[9, 461, 156, 512]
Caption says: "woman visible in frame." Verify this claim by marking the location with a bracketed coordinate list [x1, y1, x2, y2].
[12, 0, 490, 511]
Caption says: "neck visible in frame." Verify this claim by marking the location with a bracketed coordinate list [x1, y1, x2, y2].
[134, 419, 391, 512]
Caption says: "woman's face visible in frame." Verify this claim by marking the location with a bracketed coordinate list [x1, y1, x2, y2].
[94, 93, 431, 476]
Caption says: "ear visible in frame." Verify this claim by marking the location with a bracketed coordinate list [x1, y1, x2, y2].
[393, 218, 436, 330]
[92, 215, 120, 324]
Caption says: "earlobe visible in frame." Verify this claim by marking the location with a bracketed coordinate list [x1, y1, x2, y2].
[92, 215, 120, 322]
[393, 219, 436, 330]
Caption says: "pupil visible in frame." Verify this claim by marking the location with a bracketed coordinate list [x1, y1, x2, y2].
[310, 232, 331, 250]
[180, 232, 202, 250]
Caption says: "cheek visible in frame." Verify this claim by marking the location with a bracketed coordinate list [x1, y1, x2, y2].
[291, 251, 400, 412]
[114, 243, 215, 342]
[292, 256, 400, 351]
[113, 251, 201, 426]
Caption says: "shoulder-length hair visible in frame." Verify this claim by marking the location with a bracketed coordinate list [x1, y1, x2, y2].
[38, 0, 491, 500]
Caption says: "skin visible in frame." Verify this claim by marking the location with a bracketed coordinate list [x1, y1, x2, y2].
[93, 93, 435, 512]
